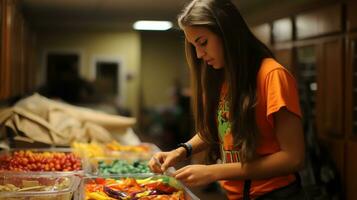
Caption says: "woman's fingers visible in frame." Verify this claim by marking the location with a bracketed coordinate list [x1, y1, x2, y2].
[149, 154, 165, 173]
[161, 150, 179, 171]
[148, 158, 159, 173]
[174, 166, 191, 180]
[161, 156, 173, 171]
[149, 149, 182, 173]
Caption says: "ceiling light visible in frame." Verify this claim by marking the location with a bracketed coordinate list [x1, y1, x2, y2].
[133, 20, 173, 31]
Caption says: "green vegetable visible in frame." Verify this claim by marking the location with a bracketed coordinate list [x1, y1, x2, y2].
[97, 160, 151, 175]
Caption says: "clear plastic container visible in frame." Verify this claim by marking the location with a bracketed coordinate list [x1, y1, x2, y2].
[78, 174, 200, 200]
[0, 148, 87, 175]
[0, 172, 81, 200]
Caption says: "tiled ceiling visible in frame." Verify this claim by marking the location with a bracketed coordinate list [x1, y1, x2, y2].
[22, 0, 259, 30]
[22, 0, 326, 30]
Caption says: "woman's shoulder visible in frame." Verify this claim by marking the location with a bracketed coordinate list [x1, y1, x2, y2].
[259, 58, 286, 74]
[257, 58, 293, 80]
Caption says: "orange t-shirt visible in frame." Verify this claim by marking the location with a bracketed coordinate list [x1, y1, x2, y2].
[217, 58, 302, 200]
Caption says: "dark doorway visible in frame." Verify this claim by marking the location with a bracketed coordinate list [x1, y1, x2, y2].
[95, 62, 119, 98]
[41, 53, 93, 104]
[46, 53, 79, 84]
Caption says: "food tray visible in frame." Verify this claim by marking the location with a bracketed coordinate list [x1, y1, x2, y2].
[88, 157, 153, 176]
[71, 142, 161, 161]
[71, 142, 106, 159]
[105, 142, 161, 161]
[0, 148, 87, 175]
[0, 172, 81, 200]
[79, 174, 199, 200]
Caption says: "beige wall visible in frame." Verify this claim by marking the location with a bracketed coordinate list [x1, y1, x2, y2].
[141, 31, 189, 108]
[36, 30, 141, 117]
[36, 29, 189, 117]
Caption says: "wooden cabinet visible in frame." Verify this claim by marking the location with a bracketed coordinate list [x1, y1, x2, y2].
[251, 23, 271, 46]
[296, 4, 342, 39]
[346, 34, 357, 138]
[345, 35, 357, 200]
[0, 0, 37, 101]
[1, 0, 13, 100]
[272, 18, 294, 74]
[0, 0, 3, 100]
[272, 18, 293, 43]
[346, 141, 357, 200]
[324, 138, 345, 185]
[294, 38, 344, 197]
[256, 1, 356, 199]
[347, 0, 357, 31]
[295, 45, 319, 137]
[319, 38, 344, 137]
[295, 38, 344, 138]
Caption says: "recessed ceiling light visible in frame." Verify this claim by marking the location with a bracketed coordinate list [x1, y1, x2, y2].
[133, 20, 173, 31]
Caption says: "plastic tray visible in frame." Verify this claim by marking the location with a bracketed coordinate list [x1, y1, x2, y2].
[78, 174, 199, 200]
[0, 148, 87, 175]
[0, 172, 81, 200]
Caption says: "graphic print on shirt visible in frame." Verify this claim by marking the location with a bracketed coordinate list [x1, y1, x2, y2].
[217, 84, 241, 163]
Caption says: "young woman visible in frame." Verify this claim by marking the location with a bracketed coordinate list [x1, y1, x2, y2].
[149, 0, 306, 199]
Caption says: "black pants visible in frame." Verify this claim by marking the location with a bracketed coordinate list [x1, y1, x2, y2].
[255, 181, 308, 200]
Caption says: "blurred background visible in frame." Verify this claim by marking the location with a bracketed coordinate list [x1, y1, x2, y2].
[0, 0, 357, 199]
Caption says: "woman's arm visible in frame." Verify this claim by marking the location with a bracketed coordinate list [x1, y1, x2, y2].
[169, 133, 209, 165]
[177, 133, 209, 156]
[174, 108, 305, 186]
[150, 133, 209, 173]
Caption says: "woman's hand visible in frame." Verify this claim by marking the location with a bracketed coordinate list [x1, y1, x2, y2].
[173, 165, 216, 187]
[148, 147, 186, 173]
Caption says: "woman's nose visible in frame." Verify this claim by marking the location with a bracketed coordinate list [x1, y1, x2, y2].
[196, 47, 206, 59]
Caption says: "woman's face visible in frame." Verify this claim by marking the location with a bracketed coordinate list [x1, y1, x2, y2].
[183, 26, 225, 69]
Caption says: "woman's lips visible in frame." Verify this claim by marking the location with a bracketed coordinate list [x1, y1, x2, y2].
[206, 59, 214, 65]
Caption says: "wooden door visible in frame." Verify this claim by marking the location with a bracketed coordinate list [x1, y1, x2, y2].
[346, 33, 357, 200]
[0, 0, 37, 101]
[347, 0, 357, 32]
[0, 0, 3, 100]
[317, 37, 345, 195]
[319, 38, 344, 138]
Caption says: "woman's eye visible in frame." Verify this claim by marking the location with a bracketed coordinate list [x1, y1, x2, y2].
[200, 40, 207, 47]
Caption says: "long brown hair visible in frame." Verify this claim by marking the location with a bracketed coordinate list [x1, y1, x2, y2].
[178, 0, 274, 163]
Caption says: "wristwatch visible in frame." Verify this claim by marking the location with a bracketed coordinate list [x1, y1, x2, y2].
[177, 142, 192, 158]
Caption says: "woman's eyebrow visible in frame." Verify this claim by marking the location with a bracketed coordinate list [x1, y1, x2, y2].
[194, 36, 203, 43]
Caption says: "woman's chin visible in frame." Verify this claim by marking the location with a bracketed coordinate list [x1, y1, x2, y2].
[211, 64, 223, 69]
